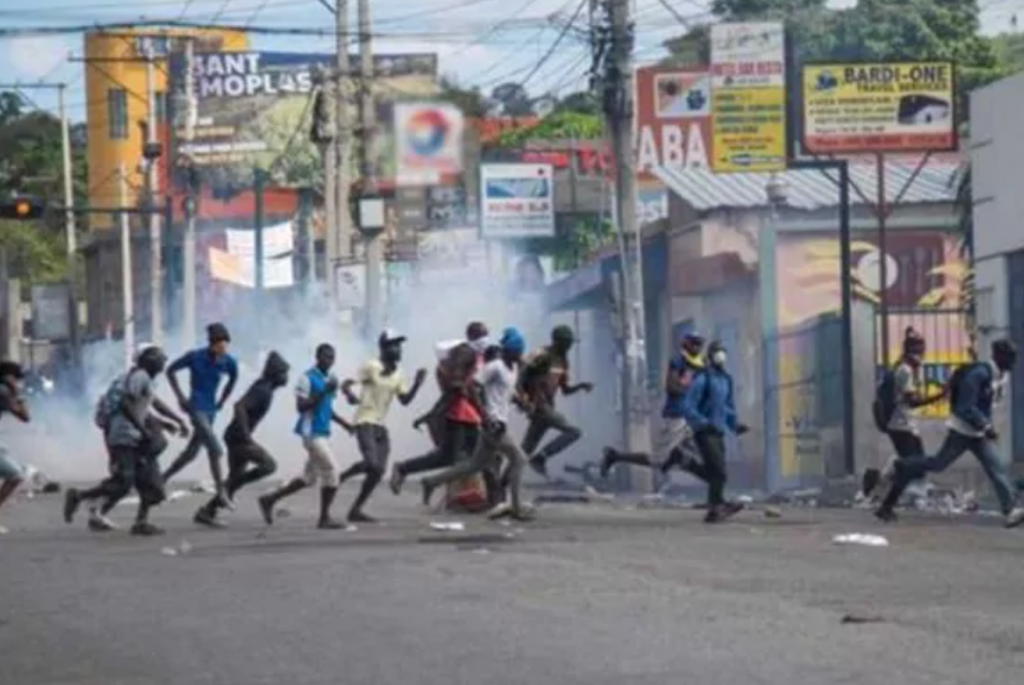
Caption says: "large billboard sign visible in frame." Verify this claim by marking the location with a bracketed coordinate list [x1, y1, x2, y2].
[633, 66, 712, 181]
[169, 51, 438, 189]
[801, 62, 956, 154]
[709, 22, 787, 173]
[393, 102, 464, 186]
[480, 164, 555, 239]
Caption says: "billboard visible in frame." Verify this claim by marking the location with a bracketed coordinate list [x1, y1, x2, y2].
[394, 102, 464, 186]
[633, 66, 712, 182]
[480, 164, 555, 239]
[801, 62, 956, 154]
[709, 22, 787, 173]
[209, 223, 296, 289]
[168, 51, 439, 189]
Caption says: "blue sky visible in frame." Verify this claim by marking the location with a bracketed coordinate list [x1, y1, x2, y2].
[0, 0, 1019, 122]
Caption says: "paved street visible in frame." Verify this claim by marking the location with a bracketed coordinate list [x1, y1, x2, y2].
[2, 487, 1024, 685]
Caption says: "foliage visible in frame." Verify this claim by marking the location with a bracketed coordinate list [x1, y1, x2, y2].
[490, 110, 603, 148]
[438, 76, 490, 118]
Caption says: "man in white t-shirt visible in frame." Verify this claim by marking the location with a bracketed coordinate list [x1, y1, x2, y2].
[420, 327, 532, 520]
[338, 329, 426, 522]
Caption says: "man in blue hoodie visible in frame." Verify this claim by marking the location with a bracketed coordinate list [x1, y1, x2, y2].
[876, 338, 1024, 527]
[162, 323, 239, 508]
[681, 340, 749, 523]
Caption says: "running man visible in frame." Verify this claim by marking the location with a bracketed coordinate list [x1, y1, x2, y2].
[876, 338, 1024, 526]
[193, 351, 291, 528]
[258, 344, 354, 529]
[421, 327, 532, 520]
[162, 322, 239, 507]
[337, 329, 427, 523]
[519, 325, 593, 478]
[0, 361, 31, 533]
[64, 346, 188, 536]
[681, 340, 749, 523]
[600, 331, 706, 480]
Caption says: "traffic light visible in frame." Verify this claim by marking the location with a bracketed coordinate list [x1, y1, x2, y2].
[0, 197, 45, 220]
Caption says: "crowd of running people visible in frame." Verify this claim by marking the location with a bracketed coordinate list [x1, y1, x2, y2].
[0, 320, 1019, 535]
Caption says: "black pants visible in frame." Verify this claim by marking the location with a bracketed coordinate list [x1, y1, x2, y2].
[693, 430, 728, 507]
[887, 431, 925, 459]
[225, 440, 277, 495]
[91, 445, 166, 513]
[400, 420, 480, 475]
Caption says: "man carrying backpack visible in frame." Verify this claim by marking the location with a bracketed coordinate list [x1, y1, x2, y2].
[875, 338, 1024, 527]
[863, 328, 947, 500]
[64, 345, 189, 535]
[681, 340, 749, 523]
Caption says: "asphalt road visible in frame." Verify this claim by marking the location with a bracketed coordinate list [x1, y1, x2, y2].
[2, 486, 1024, 685]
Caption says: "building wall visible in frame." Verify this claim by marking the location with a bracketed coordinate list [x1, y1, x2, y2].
[84, 28, 248, 229]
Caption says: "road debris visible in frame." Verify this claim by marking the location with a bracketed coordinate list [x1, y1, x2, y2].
[430, 521, 465, 532]
[841, 613, 885, 624]
[160, 540, 193, 557]
[833, 533, 889, 547]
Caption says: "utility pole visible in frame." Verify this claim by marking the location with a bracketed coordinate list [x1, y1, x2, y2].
[180, 38, 198, 347]
[336, 0, 354, 268]
[318, 67, 339, 296]
[358, 0, 383, 336]
[600, 0, 651, 488]
[144, 41, 163, 346]
[118, 163, 135, 368]
[253, 167, 267, 343]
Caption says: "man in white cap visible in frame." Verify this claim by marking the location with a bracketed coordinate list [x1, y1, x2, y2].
[338, 329, 427, 522]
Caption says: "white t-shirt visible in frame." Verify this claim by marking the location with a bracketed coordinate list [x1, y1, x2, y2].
[477, 358, 517, 423]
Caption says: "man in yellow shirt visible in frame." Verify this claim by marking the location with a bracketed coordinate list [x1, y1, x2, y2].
[339, 329, 426, 522]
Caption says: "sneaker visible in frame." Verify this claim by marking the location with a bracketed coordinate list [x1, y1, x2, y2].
[703, 506, 722, 524]
[348, 510, 377, 524]
[257, 495, 275, 526]
[528, 455, 548, 478]
[88, 513, 118, 532]
[63, 488, 81, 524]
[720, 501, 745, 521]
[875, 508, 898, 523]
[861, 468, 881, 498]
[216, 492, 236, 511]
[1004, 507, 1024, 529]
[389, 467, 406, 495]
[130, 522, 165, 536]
[599, 447, 617, 479]
[421, 481, 437, 508]
[317, 518, 345, 530]
[193, 508, 226, 529]
[485, 502, 512, 520]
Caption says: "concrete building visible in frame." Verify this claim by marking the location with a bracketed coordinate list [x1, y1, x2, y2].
[83, 27, 248, 230]
[969, 71, 1024, 464]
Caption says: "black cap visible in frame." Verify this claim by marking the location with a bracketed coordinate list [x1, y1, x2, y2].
[378, 328, 407, 347]
[0, 360, 24, 379]
[992, 338, 1018, 360]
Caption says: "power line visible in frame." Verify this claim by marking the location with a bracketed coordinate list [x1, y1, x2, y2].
[518, 0, 588, 89]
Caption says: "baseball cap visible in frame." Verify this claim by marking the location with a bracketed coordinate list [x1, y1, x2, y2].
[378, 328, 407, 346]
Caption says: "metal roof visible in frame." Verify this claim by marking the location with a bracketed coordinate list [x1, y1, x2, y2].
[653, 161, 961, 212]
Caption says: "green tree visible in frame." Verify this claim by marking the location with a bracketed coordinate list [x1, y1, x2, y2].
[438, 76, 490, 117]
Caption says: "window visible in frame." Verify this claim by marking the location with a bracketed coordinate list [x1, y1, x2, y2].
[108, 88, 128, 140]
[155, 92, 167, 124]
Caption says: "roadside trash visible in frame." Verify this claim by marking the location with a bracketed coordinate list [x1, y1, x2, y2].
[161, 540, 193, 557]
[166, 490, 190, 502]
[737, 494, 754, 504]
[344, 525, 358, 533]
[0, 525, 8, 535]
[430, 521, 465, 532]
[762, 506, 782, 518]
[841, 613, 884, 624]
[190, 481, 215, 494]
[120, 496, 141, 506]
[833, 533, 889, 547]
[471, 547, 490, 555]
[275, 508, 291, 519]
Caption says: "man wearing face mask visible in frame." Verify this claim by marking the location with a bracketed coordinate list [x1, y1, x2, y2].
[518, 325, 593, 478]
[193, 351, 291, 528]
[338, 330, 427, 523]
[681, 340, 749, 523]
[876, 338, 1024, 527]
[389, 322, 490, 497]
[600, 332, 706, 480]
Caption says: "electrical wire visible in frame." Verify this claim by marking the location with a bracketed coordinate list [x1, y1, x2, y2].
[517, 0, 588, 89]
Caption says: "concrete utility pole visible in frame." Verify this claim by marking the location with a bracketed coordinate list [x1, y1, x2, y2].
[602, 0, 651, 487]
[336, 0, 354, 268]
[144, 42, 163, 346]
[358, 0, 383, 336]
[181, 38, 198, 347]
[118, 163, 135, 368]
[320, 68, 339, 296]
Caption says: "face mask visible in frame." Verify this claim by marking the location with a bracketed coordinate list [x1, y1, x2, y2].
[711, 350, 727, 366]
[469, 337, 491, 354]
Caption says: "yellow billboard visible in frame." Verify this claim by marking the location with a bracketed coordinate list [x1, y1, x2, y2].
[801, 61, 956, 154]
[711, 86, 786, 173]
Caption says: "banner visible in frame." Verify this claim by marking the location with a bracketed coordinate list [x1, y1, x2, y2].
[394, 102, 464, 186]
[709, 22, 787, 173]
[209, 222, 295, 288]
[633, 66, 712, 182]
[169, 51, 438, 189]
[480, 164, 555, 239]
[801, 62, 956, 154]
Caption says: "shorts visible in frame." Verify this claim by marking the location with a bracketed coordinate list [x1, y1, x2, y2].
[301, 436, 338, 486]
[653, 417, 691, 462]
[0, 447, 24, 481]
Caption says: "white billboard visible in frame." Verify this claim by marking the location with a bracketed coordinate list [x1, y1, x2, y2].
[480, 163, 555, 239]
[394, 102, 464, 187]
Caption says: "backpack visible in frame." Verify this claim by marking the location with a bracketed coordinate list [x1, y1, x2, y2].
[93, 373, 127, 430]
[871, 367, 898, 432]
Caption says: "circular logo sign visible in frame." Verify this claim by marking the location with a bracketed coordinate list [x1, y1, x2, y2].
[405, 109, 450, 157]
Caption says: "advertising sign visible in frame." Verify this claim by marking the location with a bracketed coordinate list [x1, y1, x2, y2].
[633, 66, 712, 181]
[168, 51, 438, 189]
[30, 283, 71, 341]
[480, 164, 555, 239]
[801, 62, 956, 154]
[394, 102, 464, 186]
[709, 22, 787, 173]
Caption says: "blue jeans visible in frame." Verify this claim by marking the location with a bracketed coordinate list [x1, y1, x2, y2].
[162, 411, 226, 489]
[889, 431, 1017, 514]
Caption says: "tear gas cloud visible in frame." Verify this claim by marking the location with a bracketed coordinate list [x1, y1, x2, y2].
[16, 239, 552, 485]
